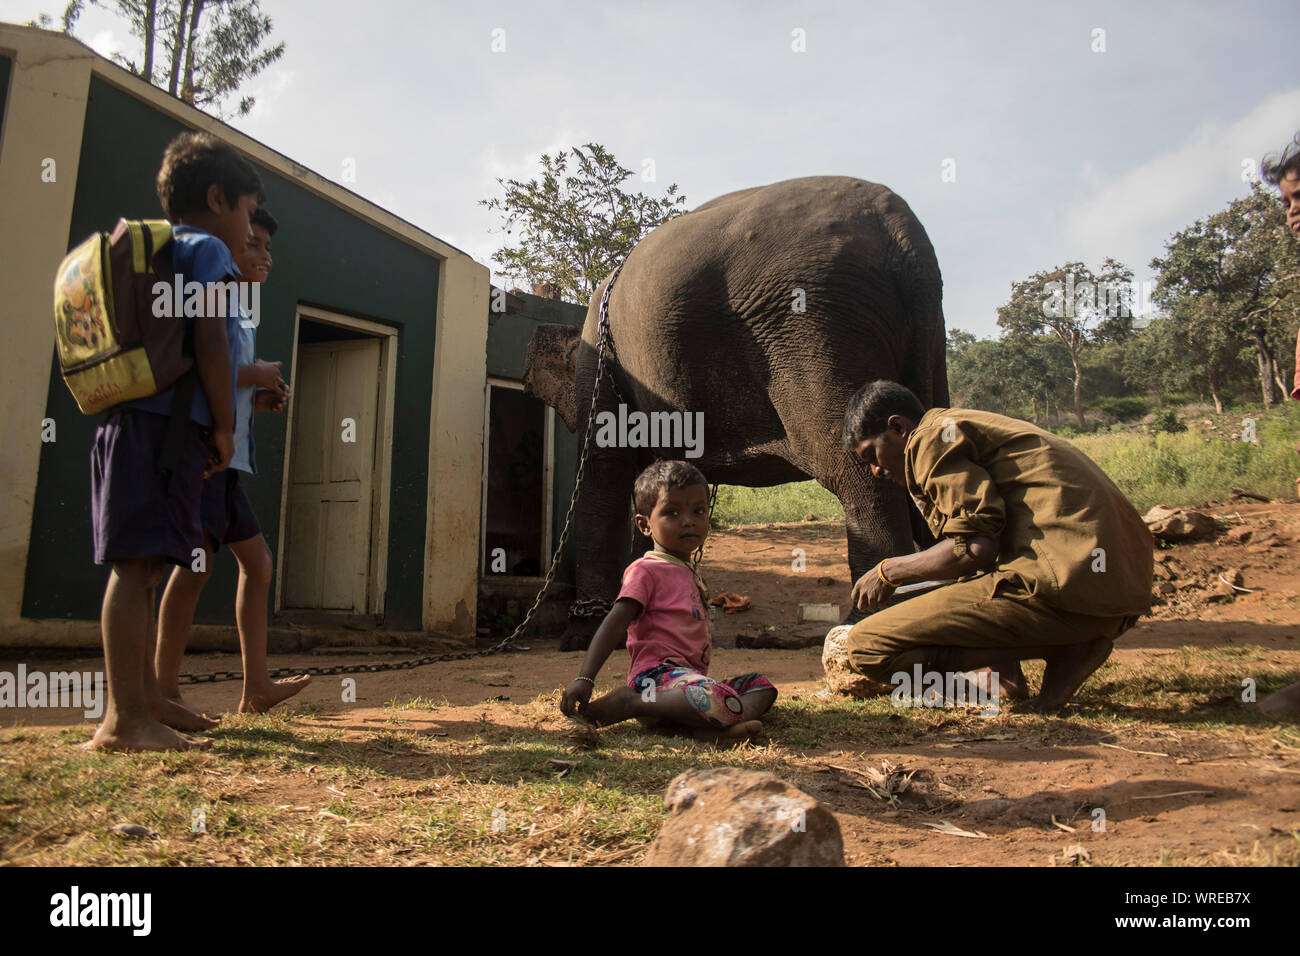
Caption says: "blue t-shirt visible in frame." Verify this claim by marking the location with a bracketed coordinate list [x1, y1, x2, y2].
[125, 225, 242, 426]
[230, 322, 257, 474]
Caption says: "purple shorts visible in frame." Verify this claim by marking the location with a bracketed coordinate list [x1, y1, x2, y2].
[91, 408, 208, 567]
[200, 469, 261, 550]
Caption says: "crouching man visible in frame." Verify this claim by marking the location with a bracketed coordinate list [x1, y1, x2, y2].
[840, 381, 1153, 711]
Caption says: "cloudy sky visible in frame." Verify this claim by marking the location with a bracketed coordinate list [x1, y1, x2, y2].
[5, 0, 1297, 337]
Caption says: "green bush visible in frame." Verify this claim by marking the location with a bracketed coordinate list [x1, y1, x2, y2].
[1096, 396, 1149, 421]
[1149, 409, 1186, 434]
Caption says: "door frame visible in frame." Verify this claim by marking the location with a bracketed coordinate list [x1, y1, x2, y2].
[480, 377, 554, 576]
[275, 305, 398, 615]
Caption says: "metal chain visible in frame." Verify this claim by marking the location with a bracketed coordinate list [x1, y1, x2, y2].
[177, 265, 629, 687]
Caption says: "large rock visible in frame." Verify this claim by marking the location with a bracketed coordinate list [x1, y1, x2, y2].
[644, 768, 844, 866]
[1142, 505, 1218, 543]
[821, 624, 889, 698]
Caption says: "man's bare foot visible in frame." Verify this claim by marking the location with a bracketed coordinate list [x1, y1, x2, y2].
[964, 664, 1030, 701]
[152, 696, 218, 731]
[238, 674, 312, 713]
[997, 661, 1031, 701]
[1258, 679, 1300, 716]
[1026, 638, 1113, 711]
[583, 686, 639, 726]
[83, 719, 213, 752]
[690, 719, 765, 746]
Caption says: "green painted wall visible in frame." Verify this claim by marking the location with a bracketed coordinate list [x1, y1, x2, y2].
[486, 292, 583, 583]
[24, 76, 440, 628]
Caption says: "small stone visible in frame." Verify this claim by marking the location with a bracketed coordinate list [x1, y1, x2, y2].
[1223, 526, 1252, 544]
[1156, 582, 1176, 596]
[644, 768, 845, 866]
[109, 823, 155, 839]
[1143, 506, 1218, 543]
[804, 512, 816, 521]
[822, 624, 889, 698]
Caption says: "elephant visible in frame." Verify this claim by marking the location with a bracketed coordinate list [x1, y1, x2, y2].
[522, 175, 949, 650]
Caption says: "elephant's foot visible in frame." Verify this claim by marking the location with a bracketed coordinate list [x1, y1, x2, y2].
[559, 616, 602, 651]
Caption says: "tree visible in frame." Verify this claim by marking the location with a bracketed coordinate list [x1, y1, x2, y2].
[40, 0, 284, 117]
[1151, 183, 1300, 408]
[996, 259, 1136, 427]
[481, 144, 687, 305]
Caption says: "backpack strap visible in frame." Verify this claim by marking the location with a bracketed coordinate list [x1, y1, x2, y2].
[151, 221, 196, 476]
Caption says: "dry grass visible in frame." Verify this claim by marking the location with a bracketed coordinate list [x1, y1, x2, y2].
[1, 647, 1297, 866]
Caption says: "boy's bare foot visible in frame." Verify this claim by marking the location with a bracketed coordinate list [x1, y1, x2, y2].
[690, 719, 765, 746]
[1025, 638, 1113, 711]
[1258, 679, 1300, 716]
[583, 686, 640, 726]
[238, 674, 311, 713]
[153, 696, 219, 731]
[84, 719, 213, 752]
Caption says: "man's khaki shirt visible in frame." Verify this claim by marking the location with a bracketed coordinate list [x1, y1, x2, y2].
[904, 408, 1152, 617]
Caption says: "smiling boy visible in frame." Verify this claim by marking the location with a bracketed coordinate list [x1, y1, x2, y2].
[88, 132, 263, 751]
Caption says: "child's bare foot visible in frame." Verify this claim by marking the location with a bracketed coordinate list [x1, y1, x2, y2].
[83, 719, 213, 752]
[1025, 638, 1113, 711]
[152, 696, 219, 731]
[583, 686, 640, 726]
[690, 719, 765, 746]
[238, 674, 311, 713]
[1257, 679, 1300, 716]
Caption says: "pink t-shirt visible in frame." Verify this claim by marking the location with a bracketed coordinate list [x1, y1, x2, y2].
[617, 552, 711, 686]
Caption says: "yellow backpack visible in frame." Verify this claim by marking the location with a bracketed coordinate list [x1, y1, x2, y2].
[53, 218, 194, 415]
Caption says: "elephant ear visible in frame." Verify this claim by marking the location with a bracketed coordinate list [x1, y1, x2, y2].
[523, 324, 579, 432]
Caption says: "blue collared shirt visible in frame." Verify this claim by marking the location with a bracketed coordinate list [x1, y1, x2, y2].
[125, 225, 242, 426]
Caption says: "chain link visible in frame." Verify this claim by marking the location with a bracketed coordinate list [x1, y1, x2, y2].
[176, 264, 630, 687]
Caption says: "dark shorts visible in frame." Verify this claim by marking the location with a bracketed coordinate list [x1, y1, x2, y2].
[91, 408, 207, 567]
[200, 469, 261, 551]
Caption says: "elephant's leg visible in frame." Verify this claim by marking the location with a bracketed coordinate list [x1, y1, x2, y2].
[560, 443, 638, 651]
[836, 465, 918, 624]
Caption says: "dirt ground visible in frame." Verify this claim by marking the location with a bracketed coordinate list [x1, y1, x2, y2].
[3, 500, 1300, 866]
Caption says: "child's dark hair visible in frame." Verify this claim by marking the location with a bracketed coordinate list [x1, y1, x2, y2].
[250, 207, 279, 236]
[156, 131, 265, 221]
[633, 459, 709, 515]
[1261, 132, 1300, 186]
[841, 380, 925, 450]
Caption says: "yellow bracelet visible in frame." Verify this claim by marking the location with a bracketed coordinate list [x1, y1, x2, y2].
[876, 560, 898, 588]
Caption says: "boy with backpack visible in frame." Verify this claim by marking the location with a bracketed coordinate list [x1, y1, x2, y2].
[84, 132, 264, 750]
[154, 208, 312, 717]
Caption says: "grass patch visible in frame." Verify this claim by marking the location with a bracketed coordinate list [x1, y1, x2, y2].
[712, 482, 844, 526]
[1, 645, 1296, 866]
[1069, 402, 1300, 512]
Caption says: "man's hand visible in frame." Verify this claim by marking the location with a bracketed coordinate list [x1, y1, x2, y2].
[561, 679, 594, 717]
[204, 428, 235, 478]
[253, 389, 287, 413]
[851, 565, 896, 613]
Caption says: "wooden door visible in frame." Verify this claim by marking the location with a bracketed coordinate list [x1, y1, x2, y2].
[283, 339, 381, 611]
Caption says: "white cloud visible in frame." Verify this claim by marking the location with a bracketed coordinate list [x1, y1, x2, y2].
[1066, 88, 1300, 265]
[87, 28, 126, 63]
[239, 68, 296, 122]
